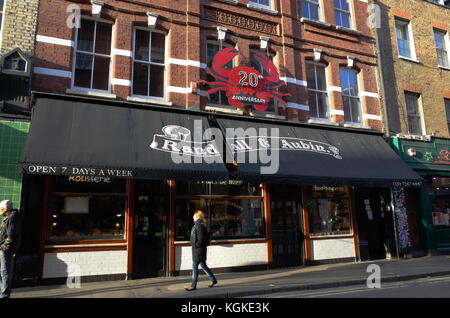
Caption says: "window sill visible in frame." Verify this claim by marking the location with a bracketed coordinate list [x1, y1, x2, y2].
[300, 17, 332, 29]
[205, 105, 244, 115]
[66, 89, 117, 99]
[217, 0, 238, 4]
[249, 111, 286, 120]
[335, 25, 362, 36]
[344, 122, 371, 129]
[127, 96, 173, 106]
[398, 56, 421, 64]
[246, 3, 279, 15]
[438, 66, 450, 71]
[308, 118, 339, 126]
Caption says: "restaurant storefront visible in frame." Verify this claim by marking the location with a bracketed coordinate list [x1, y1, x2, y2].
[17, 93, 422, 283]
[391, 136, 450, 255]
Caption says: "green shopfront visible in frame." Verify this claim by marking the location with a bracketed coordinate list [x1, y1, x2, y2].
[391, 137, 450, 254]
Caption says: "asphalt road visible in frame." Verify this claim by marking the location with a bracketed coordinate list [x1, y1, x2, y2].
[245, 275, 450, 298]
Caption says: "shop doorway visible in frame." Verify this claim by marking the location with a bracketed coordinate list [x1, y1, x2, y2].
[270, 184, 304, 267]
[354, 188, 396, 260]
[132, 180, 168, 278]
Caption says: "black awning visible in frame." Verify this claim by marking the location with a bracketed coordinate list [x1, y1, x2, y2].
[215, 118, 423, 187]
[20, 97, 229, 181]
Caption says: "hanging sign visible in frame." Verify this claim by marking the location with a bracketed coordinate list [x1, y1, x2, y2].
[200, 48, 291, 111]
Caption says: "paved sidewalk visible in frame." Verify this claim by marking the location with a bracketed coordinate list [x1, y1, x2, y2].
[10, 255, 450, 298]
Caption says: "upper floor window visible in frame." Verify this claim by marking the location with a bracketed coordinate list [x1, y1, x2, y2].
[132, 28, 166, 99]
[334, 0, 352, 28]
[434, 29, 449, 68]
[0, 0, 4, 33]
[306, 63, 329, 119]
[340, 68, 361, 124]
[445, 99, 450, 134]
[250, 50, 278, 114]
[405, 92, 423, 135]
[73, 19, 112, 91]
[302, 0, 320, 21]
[249, 0, 272, 9]
[395, 19, 414, 59]
[206, 42, 235, 107]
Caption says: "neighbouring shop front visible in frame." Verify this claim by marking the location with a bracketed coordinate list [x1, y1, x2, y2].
[391, 136, 450, 255]
[16, 93, 422, 283]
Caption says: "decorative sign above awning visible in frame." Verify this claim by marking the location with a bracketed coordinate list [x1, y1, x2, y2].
[200, 48, 290, 112]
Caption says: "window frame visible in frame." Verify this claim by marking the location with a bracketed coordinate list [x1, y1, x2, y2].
[71, 16, 114, 93]
[0, 0, 5, 37]
[404, 91, 425, 136]
[334, 0, 353, 29]
[433, 29, 450, 69]
[306, 62, 330, 120]
[301, 0, 321, 21]
[444, 99, 450, 135]
[131, 26, 168, 101]
[340, 68, 362, 125]
[395, 18, 417, 61]
[248, 0, 273, 10]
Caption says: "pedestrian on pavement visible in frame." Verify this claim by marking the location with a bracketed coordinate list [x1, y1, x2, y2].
[0, 200, 21, 298]
[185, 210, 217, 291]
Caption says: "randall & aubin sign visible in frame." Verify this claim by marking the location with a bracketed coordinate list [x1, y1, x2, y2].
[149, 121, 342, 175]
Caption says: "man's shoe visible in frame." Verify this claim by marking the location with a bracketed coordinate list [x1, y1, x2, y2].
[208, 281, 218, 288]
[185, 287, 196, 291]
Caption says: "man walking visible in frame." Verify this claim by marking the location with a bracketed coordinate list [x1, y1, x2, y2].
[0, 200, 21, 298]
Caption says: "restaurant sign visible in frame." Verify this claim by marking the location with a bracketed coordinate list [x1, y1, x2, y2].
[200, 48, 291, 111]
[23, 165, 134, 178]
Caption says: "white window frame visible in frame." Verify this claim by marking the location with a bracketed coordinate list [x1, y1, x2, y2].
[433, 29, 450, 69]
[340, 68, 362, 125]
[71, 16, 114, 94]
[306, 62, 330, 120]
[205, 40, 236, 110]
[404, 92, 425, 136]
[131, 27, 167, 102]
[395, 18, 418, 61]
[301, 0, 322, 21]
[248, 0, 273, 10]
[334, 0, 353, 29]
[0, 0, 6, 49]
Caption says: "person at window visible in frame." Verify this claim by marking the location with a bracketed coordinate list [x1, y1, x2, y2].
[185, 210, 218, 291]
[0, 200, 21, 298]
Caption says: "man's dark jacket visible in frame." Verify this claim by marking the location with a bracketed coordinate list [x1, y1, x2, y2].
[190, 220, 210, 262]
[0, 210, 21, 253]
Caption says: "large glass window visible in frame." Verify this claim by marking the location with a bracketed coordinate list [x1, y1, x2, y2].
[395, 19, 413, 59]
[47, 177, 127, 242]
[175, 181, 265, 241]
[340, 68, 361, 124]
[74, 19, 112, 91]
[434, 29, 449, 68]
[334, 0, 352, 28]
[302, 0, 320, 21]
[250, 50, 278, 114]
[133, 29, 166, 98]
[249, 0, 272, 9]
[428, 177, 450, 227]
[306, 185, 352, 236]
[405, 92, 423, 135]
[0, 0, 4, 33]
[306, 63, 329, 119]
[206, 42, 234, 107]
[445, 99, 450, 135]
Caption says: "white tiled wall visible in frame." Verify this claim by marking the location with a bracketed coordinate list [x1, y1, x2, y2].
[176, 242, 268, 271]
[43, 250, 127, 278]
[311, 238, 356, 260]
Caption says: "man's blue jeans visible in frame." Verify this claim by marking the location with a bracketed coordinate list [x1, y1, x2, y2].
[0, 250, 15, 298]
[191, 261, 217, 289]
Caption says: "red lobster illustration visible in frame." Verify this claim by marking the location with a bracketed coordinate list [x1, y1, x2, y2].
[200, 48, 291, 111]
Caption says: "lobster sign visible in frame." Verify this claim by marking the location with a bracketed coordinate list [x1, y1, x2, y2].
[200, 48, 291, 111]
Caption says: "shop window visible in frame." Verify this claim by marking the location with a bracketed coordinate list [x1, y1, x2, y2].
[73, 19, 112, 91]
[47, 177, 127, 242]
[206, 41, 235, 107]
[433, 29, 449, 68]
[175, 181, 265, 241]
[395, 19, 415, 60]
[306, 185, 352, 236]
[428, 177, 450, 227]
[445, 99, 450, 135]
[340, 68, 361, 124]
[132, 28, 166, 98]
[302, 0, 320, 21]
[250, 50, 278, 114]
[334, 0, 352, 28]
[405, 92, 423, 135]
[306, 62, 329, 120]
